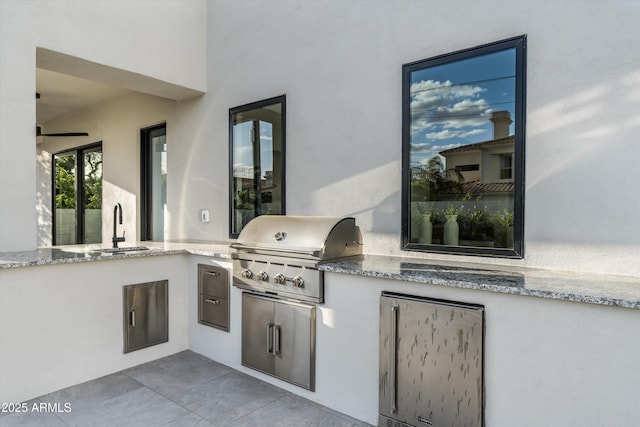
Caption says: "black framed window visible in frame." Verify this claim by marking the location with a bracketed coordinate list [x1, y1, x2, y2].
[402, 36, 526, 258]
[52, 142, 102, 245]
[229, 95, 286, 237]
[140, 123, 167, 241]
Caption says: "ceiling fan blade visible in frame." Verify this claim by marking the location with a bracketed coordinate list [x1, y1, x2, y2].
[42, 132, 89, 137]
[36, 126, 88, 137]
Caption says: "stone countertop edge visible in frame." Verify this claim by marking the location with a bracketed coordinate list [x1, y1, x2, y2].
[319, 255, 640, 310]
[2, 246, 639, 310]
[0, 242, 232, 269]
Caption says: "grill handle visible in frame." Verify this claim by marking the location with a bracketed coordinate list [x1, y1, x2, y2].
[230, 243, 321, 258]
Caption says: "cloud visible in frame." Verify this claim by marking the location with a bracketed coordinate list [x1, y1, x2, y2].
[410, 80, 485, 112]
[410, 142, 433, 154]
[426, 128, 486, 140]
[411, 117, 433, 135]
[434, 99, 491, 127]
[410, 140, 467, 162]
[430, 143, 465, 152]
[410, 79, 491, 134]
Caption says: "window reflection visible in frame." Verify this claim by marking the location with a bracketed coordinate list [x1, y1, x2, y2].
[403, 37, 525, 257]
[230, 96, 285, 237]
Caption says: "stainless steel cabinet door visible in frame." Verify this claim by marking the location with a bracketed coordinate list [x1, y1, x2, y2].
[274, 298, 315, 390]
[123, 280, 168, 353]
[242, 293, 274, 375]
[241, 293, 316, 391]
[380, 293, 484, 427]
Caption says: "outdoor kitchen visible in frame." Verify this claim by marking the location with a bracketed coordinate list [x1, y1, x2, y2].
[1, 1, 639, 427]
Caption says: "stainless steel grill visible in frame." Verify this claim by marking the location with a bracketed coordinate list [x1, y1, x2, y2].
[230, 216, 362, 303]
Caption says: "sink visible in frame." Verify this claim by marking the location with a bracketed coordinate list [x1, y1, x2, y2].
[100, 246, 150, 253]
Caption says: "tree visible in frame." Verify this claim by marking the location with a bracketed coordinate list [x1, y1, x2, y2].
[55, 156, 76, 209]
[55, 152, 102, 210]
[83, 152, 102, 209]
[410, 155, 463, 202]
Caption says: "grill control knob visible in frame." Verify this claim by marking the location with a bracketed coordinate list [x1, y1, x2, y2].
[240, 268, 253, 279]
[257, 271, 269, 281]
[273, 273, 286, 285]
[292, 276, 305, 288]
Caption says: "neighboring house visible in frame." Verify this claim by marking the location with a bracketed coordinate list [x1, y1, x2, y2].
[439, 111, 514, 202]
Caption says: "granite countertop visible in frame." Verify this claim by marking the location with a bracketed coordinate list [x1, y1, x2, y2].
[2, 244, 639, 310]
[0, 241, 232, 268]
[319, 255, 640, 310]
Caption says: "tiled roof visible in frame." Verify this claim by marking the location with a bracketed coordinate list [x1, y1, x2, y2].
[461, 180, 514, 193]
[439, 136, 514, 155]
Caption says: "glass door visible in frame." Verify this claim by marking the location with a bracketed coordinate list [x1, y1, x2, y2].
[82, 146, 103, 243]
[141, 124, 167, 241]
[53, 151, 77, 245]
[53, 143, 102, 245]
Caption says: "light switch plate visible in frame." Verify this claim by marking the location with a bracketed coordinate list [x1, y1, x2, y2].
[200, 209, 210, 223]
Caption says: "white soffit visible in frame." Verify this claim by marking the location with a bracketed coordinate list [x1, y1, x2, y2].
[36, 68, 132, 124]
[36, 47, 205, 104]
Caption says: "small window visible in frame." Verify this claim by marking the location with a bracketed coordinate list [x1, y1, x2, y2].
[402, 36, 526, 257]
[229, 96, 285, 237]
[499, 154, 513, 180]
[456, 164, 480, 172]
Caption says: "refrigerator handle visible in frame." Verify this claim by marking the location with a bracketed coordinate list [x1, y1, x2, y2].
[266, 323, 274, 354]
[390, 304, 398, 414]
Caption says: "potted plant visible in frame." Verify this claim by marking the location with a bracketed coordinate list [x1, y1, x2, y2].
[493, 209, 514, 248]
[459, 203, 494, 246]
[418, 204, 433, 244]
[443, 203, 462, 246]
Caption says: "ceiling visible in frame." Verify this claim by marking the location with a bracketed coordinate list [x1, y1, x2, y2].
[36, 68, 132, 125]
[34, 48, 205, 132]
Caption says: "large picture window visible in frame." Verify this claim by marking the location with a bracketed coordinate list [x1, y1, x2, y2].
[229, 96, 285, 237]
[402, 36, 526, 257]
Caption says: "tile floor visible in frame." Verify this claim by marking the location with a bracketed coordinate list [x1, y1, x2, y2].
[0, 351, 373, 427]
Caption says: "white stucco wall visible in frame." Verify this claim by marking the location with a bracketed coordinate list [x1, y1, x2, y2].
[0, 0, 205, 251]
[180, 0, 640, 276]
[318, 273, 640, 426]
[0, 255, 190, 403]
[2, 2, 638, 423]
[188, 262, 640, 426]
[3, 0, 639, 275]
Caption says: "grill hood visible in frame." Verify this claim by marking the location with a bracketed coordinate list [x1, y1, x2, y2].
[231, 215, 362, 260]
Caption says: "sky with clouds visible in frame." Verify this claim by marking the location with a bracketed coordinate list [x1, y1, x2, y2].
[409, 48, 516, 166]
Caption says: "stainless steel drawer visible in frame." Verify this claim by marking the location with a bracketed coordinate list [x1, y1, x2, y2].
[200, 295, 229, 330]
[198, 264, 230, 332]
[201, 269, 228, 297]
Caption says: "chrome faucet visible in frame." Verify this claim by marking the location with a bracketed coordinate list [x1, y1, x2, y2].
[112, 203, 125, 248]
